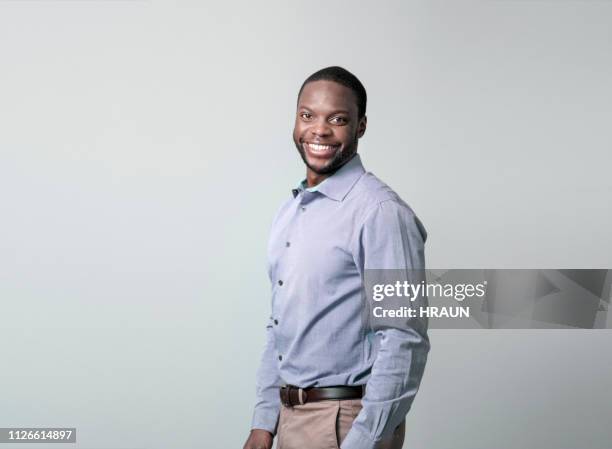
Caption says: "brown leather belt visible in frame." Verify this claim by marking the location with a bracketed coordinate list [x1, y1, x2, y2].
[279, 385, 363, 407]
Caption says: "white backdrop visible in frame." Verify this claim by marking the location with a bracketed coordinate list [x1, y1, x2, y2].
[1, 2, 611, 448]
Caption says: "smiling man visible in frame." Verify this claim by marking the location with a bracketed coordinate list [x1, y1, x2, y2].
[243, 66, 430, 449]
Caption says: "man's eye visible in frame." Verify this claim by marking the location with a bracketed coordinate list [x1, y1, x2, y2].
[330, 116, 347, 125]
[300, 113, 312, 120]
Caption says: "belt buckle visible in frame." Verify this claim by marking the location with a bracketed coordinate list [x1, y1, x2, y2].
[280, 385, 308, 407]
[280, 385, 293, 407]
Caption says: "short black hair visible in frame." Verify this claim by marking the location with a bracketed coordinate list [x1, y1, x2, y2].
[298, 66, 367, 119]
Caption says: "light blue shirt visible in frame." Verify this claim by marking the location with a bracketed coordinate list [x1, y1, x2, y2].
[300, 178, 324, 193]
[252, 154, 430, 449]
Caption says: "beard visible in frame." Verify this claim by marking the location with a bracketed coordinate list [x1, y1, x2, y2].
[294, 137, 359, 176]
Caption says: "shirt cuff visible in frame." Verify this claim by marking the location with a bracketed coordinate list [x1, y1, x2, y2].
[251, 408, 280, 435]
[340, 425, 378, 449]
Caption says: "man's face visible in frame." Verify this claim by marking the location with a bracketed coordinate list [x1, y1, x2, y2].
[293, 80, 366, 176]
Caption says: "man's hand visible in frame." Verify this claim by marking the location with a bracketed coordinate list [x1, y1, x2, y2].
[242, 429, 273, 449]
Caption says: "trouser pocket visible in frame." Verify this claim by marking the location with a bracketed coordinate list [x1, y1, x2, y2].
[277, 401, 340, 449]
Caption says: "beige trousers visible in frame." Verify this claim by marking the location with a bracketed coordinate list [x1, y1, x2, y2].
[276, 399, 405, 449]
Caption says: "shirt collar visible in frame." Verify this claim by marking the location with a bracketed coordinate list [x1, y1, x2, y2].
[292, 153, 365, 202]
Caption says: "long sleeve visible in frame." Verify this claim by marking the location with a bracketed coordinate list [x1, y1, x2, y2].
[250, 315, 282, 434]
[342, 199, 430, 449]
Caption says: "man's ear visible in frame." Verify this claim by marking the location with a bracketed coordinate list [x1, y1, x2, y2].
[357, 115, 367, 138]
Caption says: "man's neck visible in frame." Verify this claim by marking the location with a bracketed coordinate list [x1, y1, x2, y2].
[305, 153, 358, 188]
[305, 170, 331, 189]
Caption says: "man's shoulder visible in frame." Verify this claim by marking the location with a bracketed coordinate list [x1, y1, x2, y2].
[271, 194, 295, 221]
[351, 172, 427, 241]
[350, 171, 410, 211]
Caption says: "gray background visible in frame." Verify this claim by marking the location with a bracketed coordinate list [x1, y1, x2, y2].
[1, 1, 611, 448]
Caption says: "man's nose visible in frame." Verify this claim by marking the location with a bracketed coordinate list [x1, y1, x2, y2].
[311, 121, 332, 137]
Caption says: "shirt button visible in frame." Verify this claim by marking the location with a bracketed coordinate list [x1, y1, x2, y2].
[301, 206, 306, 212]
[278, 355, 283, 361]
[274, 319, 279, 325]
[278, 280, 283, 286]
[285, 242, 290, 247]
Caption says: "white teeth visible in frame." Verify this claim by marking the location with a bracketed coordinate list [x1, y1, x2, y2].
[307, 143, 335, 152]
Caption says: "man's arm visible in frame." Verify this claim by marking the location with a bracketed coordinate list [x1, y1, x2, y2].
[251, 316, 282, 432]
[342, 199, 430, 449]
[243, 316, 282, 449]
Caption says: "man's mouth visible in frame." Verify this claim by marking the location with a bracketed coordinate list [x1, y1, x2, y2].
[303, 142, 341, 156]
